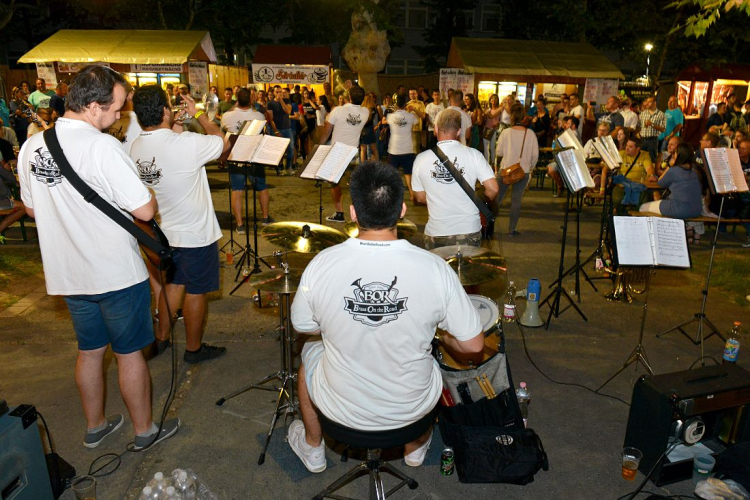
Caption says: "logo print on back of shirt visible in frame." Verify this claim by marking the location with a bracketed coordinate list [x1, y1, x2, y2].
[30, 147, 62, 187]
[344, 277, 408, 327]
[346, 113, 362, 126]
[393, 116, 408, 127]
[430, 156, 464, 184]
[136, 157, 162, 186]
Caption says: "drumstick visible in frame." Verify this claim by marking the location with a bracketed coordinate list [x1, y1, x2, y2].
[482, 374, 497, 398]
[475, 376, 491, 399]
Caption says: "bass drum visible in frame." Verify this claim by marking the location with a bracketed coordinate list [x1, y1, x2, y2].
[435, 295, 504, 371]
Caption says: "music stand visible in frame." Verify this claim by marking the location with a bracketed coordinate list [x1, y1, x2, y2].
[298, 143, 358, 224]
[218, 162, 246, 264]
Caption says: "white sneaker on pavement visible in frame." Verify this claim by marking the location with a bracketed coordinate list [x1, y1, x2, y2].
[404, 429, 432, 467]
[288, 420, 326, 473]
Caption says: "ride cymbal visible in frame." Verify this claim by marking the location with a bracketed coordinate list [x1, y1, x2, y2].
[261, 222, 348, 253]
[247, 269, 301, 294]
[430, 246, 508, 286]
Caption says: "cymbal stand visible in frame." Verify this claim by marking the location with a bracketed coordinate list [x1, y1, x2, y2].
[657, 196, 725, 362]
[539, 189, 588, 329]
[597, 268, 654, 392]
[230, 162, 273, 297]
[219, 164, 246, 263]
[216, 263, 298, 465]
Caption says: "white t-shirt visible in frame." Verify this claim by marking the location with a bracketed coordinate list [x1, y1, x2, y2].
[316, 107, 327, 127]
[129, 129, 223, 248]
[495, 127, 539, 173]
[569, 104, 584, 119]
[448, 105, 472, 145]
[500, 108, 511, 125]
[221, 107, 266, 134]
[291, 238, 481, 430]
[412, 140, 495, 236]
[387, 110, 418, 155]
[621, 108, 639, 130]
[583, 138, 602, 159]
[425, 102, 445, 131]
[327, 103, 369, 148]
[107, 111, 142, 155]
[18, 118, 151, 295]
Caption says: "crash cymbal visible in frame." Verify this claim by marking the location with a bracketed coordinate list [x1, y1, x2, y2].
[430, 246, 508, 286]
[247, 269, 301, 294]
[262, 222, 348, 253]
[343, 218, 418, 239]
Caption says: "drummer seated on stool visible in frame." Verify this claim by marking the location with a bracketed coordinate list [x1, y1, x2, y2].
[412, 108, 499, 250]
[289, 161, 485, 473]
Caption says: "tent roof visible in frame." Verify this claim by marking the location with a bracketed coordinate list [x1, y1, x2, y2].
[253, 45, 331, 66]
[677, 62, 750, 82]
[18, 30, 217, 64]
[446, 38, 624, 81]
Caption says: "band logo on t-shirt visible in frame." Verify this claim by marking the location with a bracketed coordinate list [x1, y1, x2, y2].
[430, 156, 464, 185]
[135, 157, 162, 186]
[346, 113, 363, 126]
[30, 147, 62, 187]
[393, 116, 408, 127]
[344, 277, 409, 326]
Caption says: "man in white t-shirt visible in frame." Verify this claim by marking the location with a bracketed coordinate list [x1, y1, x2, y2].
[425, 89, 445, 150]
[412, 108, 498, 249]
[288, 162, 484, 473]
[568, 93, 584, 121]
[317, 84, 369, 222]
[221, 88, 273, 232]
[18, 65, 179, 450]
[131, 84, 229, 365]
[620, 98, 639, 130]
[447, 90, 472, 146]
[387, 94, 419, 201]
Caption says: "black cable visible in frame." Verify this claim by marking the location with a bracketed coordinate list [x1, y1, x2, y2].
[36, 410, 54, 454]
[515, 320, 631, 406]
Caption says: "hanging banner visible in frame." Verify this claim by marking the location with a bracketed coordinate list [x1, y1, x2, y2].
[130, 64, 185, 73]
[57, 62, 110, 73]
[583, 78, 619, 107]
[188, 62, 208, 98]
[439, 69, 475, 102]
[251, 64, 329, 85]
[36, 63, 57, 86]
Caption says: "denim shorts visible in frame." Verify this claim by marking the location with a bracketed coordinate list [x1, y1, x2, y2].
[389, 153, 416, 174]
[166, 242, 220, 294]
[230, 171, 267, 191]
[63, 279, 153, 354]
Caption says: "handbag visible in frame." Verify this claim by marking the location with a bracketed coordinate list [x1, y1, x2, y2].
[42, 128, 173, 270]
[500, 129, 528, 185]
[482, 126, 497, 140]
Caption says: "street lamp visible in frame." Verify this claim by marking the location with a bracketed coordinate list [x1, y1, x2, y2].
[645, 43, 653, 84]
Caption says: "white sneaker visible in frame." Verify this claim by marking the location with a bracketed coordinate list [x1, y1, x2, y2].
[404, 429, 432, 467]
[287, 420, 326, 473]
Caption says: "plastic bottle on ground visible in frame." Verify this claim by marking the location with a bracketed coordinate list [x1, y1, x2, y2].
[172, 469, 196, 500]
[164, 486, 183, 500]
[722, 321, 742, 364]
[147, 471, 168, 498]
[138, 486, 159, 500]
[516, 381, 530, 428]
[503, 281, 517, 323]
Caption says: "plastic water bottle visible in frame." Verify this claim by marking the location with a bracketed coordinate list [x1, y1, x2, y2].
[172, 469, 196, 500]
[164, 486, 183, 500]
[503, 281, 517, 323]
[516, 382, 530, 428]
[138, 486, 159, 500]
[147, 472, 168, 498]
[722, 322, 742, 364]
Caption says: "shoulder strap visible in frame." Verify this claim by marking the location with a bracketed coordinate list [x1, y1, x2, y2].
[518, 128, 528, 162]
[42, 127, 172, 266]
[431, 145, 494, 223]
[623, 150, 641, 178]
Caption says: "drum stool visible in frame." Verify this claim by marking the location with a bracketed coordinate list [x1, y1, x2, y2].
[313, 410, 436, 500]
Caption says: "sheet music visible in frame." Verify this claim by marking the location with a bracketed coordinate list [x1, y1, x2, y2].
[705, 148, 734, 193]
[557, 129, 583, 150]
[602, 135, 622, 167]
[300, 145, 332, 179]
[651, 218, 690, 268]
[726, 148, 749, 192]
[593, 137, 620, 170]
[252, 135, 290, 166]
[555, 148, 595, 192]
[612, 217, 654, 266]
[240, 119, 266, 136]
[228, 134, 263, 162]
[314, 142, 358, 183]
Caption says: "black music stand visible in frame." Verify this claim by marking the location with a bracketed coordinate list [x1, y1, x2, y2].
[218, 165, 246, 264]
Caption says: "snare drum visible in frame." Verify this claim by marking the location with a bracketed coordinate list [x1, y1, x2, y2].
[435, 295, 504, 371]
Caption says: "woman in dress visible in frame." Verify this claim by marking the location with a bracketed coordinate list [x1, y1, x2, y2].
[530, 95, 551, 148]
[482, 94, 502, 165]
[464, 93, 483, 151]
[359, 93, 379, 162]
[299, 89, 318, 159]
[493, 103, 539, 235]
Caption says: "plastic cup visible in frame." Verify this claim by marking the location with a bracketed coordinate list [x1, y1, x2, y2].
[71, 475, 96, 499]
[621, 447, 642, 481]
[693, 454, 716, 484]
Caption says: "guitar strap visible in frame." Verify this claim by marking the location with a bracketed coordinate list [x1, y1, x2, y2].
[431, 145, 495, 223]
[42, 127, 173, 269]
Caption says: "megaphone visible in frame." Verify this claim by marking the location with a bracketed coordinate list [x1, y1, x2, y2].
[520, 278, 544, 328]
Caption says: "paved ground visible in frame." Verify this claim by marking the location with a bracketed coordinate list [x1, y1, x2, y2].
[1, 163, 748, 500]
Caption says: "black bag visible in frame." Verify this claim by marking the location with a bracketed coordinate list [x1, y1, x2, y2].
[716, 442, 750, 492]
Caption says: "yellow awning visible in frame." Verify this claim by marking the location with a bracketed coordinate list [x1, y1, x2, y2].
[447, 38, 624, 81]
[18, 30, 217, 64]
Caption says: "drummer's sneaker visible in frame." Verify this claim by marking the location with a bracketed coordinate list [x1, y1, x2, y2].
[326, 212, 345, 223]
[404, 428, 432, 467]
[183, 343, 226, 364]
[288, 420, 327, 473]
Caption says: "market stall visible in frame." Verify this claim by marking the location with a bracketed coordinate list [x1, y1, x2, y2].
[675, 63, 750, 145]
[251, 45, 331, 96]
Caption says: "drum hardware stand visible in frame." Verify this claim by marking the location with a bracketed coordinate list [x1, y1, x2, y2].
[597, 268, 654, 392]
[216, 262, 298, 465]
[315, 180, 324, 225]
[219, 163, 246, 264]
[230, 162, 273, 298]
[539, 188, 588, 329]
[657, 196, 725, 363]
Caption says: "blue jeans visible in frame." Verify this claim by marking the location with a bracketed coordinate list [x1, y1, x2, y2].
[279, 128, 295, 169]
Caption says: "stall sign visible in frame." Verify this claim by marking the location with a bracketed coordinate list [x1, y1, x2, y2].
[583, 78, 619, 107]
[251, 64, 329, 85]
[36, 63, 57, 86]
[57, 62, 110, 73]
[188, 62, 208, 98]
[130, 64, 184, 73]
[439, 69, 475, 101]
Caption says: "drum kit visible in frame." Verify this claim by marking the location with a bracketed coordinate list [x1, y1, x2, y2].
[215, 222, 509, 465]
